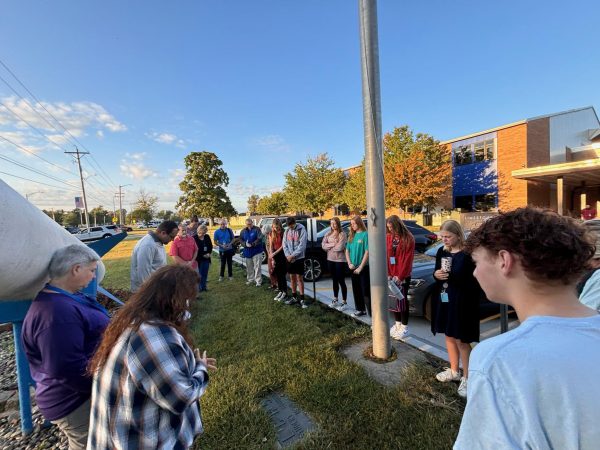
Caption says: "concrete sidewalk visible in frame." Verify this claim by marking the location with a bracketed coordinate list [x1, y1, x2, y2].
[229, 251, 519, 362]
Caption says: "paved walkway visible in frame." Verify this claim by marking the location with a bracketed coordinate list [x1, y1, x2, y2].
[231, 252, 519, 362]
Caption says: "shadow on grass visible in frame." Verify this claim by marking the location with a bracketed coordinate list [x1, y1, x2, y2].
[190, 262, 464, 450]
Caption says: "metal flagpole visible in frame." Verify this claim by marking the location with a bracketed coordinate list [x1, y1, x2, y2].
[359, 0, 390, 358]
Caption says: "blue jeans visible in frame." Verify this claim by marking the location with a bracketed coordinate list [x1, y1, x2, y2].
[198, 259, 210, 290]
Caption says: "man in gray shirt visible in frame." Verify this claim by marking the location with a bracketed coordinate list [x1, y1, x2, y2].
[130, 220, 178, 291]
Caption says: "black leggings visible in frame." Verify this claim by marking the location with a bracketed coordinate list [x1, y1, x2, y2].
[328, 260, 347, 300]
[274, 251, 288, 293]
[351, 268, 371, 315]
[393, 278, 411, 325]
[219, 250, 234, 277]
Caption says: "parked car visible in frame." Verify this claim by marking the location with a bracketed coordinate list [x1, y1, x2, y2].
[75, 225, 122, 242]
[302, 219, 438, 282]
[117, 224, 133, 232]
[407, 240, 509, 321]
[64, 226, 80, 234]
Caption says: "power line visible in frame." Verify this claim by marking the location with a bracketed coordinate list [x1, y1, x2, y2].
[0, 153, 81, 189]
[0, 170, 80, 192]
[0, 58, 118, 190]
[0, 133, 76, 176]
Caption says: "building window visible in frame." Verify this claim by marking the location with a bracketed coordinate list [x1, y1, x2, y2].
[455, 195, 473, 211]
[453, 138, 496, 166]
[474, 194, 496, 211]
[454, 145, 473, 165]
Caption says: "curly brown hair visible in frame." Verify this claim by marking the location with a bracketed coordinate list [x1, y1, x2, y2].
[88, 265, 199, 374]
[465, 207, 595, 285]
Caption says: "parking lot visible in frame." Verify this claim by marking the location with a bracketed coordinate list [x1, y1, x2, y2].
[231, 252, 519, 362]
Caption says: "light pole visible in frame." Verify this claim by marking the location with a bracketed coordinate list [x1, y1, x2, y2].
[117, 184, 132, 225]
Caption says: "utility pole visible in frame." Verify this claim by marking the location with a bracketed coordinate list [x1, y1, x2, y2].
[359, 0, 390, 359]
[116, 184, 131, 225]
[65, 147, 91, 229]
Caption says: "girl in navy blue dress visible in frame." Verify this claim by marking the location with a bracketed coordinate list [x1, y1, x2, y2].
[432, 220, 482, 397]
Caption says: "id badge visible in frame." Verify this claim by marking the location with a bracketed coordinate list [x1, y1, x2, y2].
[441, 292, 449, 303]
[389, 256, 396, 265]
[204, 246, 208, 251]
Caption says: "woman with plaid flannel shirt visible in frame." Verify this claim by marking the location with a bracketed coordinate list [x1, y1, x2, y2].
[87, 265, 217, 449]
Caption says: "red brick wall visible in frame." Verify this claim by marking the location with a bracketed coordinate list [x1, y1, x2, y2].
[497, 124, 528, 211]
[526, 118, 551, 207]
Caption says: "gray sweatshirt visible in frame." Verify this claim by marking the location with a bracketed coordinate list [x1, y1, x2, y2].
[130, 232, 167, 291]
[283, 223, 308, 260]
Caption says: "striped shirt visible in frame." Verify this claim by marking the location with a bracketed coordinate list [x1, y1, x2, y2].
[87, 322, 209, 450]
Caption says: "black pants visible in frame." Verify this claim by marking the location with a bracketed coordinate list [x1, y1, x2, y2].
[393, 278, 411, 325]
[351, 268, 371, 315]
[273, 251, 288, 293]
[328, 260, 347, 300]
[219, 250, 234, 277]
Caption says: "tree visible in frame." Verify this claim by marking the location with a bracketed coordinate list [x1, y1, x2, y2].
[63, 209, 81, 227]
[133, 189, 158, 223]
[283, 153, 346, 216]
[42, 209, 65, 224]
[176, 151, 237, 225]
[340, 163, 367, 214]
[157, 210, 174, 220]
[247, 194, 260, 215]
[383, 126, 451, 211]
[257, 191, 289, 216]
[90, 206, 110, 225]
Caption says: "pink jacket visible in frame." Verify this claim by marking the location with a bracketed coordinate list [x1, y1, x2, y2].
[321, 231, 347, 262]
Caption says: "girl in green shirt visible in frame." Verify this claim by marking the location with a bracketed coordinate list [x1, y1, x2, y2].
[345, 216, 370, 317]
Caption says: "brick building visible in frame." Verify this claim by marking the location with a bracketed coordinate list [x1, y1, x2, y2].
[441, 106, 600, 216]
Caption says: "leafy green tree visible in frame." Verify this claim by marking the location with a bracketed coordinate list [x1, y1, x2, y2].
[383, 125, 451, 211]
[247, 194, 260, 215]
[283, 153, 346, 216]
[42, 209, 65, 224]
[63, 209, 81, 227]
[133, 189, 158, 223]
[340, 163, 367, 214]
[257, 191, 289, 216]
[90, 206, 110, 225]
[157, 210, 174, 220]
[176, 151, 237, 225]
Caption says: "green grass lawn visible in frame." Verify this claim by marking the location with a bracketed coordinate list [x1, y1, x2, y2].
[101, 242, 464, 450]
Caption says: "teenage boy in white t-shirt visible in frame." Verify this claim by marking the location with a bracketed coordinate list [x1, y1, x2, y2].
[455, 207, 600, 450]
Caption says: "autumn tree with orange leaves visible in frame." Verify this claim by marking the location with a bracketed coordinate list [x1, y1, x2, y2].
[383, 126, 451, 211]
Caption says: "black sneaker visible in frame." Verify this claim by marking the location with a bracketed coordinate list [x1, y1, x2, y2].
[284, 296, 298, 305]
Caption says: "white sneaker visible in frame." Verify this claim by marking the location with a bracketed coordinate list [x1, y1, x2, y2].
[218, 276, 223, 282]
[246, 280, 253, 286]
[336, 302, 347, 311]
[274, 291, 285, 301]
[457, 377, 468, 398]
[330, 299, 339, 308]
[390, 324, 403, 340]
[228, 277, 233, 281]
[256, 282, 262, 287]
[436, 368, 461, 383]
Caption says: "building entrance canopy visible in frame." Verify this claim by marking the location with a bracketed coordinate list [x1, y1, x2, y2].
[512, 158, 600, 186]
[512, 158, 600, 215]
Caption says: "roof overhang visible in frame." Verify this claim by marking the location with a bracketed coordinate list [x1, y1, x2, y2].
[512, 159, 600, 186]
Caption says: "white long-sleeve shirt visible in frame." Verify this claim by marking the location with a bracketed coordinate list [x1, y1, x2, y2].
[130, 232, 167, 291]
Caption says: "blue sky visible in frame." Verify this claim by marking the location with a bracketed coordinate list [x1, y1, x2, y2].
[1, 0, 599, 213]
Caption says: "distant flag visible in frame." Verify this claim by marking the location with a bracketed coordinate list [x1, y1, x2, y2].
[75, 196, 83, 208]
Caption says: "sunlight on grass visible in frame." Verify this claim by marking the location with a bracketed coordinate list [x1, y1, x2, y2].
[101, 246, 463, 449]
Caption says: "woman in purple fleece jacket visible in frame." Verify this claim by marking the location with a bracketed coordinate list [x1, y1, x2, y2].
[22, 245, 109, 450]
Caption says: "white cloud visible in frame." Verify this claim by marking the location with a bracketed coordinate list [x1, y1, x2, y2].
[255, 134, 291, 153]
[0, 96, 127, 137]
[96, 130, 104, 139]
[120, 153, 157, 180]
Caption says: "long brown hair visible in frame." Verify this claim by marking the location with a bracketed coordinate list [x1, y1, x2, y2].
[270, 218, 283, 239]
[386, 215, 411, 241]
[328, 217, 342, 236]
[348, 215, 367, 243]
[89, 265, 199, 374]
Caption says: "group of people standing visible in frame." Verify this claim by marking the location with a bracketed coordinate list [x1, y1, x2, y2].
[22, 243, 216, 449]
